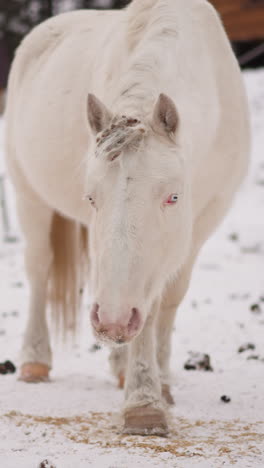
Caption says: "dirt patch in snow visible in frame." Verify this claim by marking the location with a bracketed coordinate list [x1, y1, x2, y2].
[3, 410, 264, 464]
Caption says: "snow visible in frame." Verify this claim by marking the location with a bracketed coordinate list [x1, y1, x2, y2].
[0, 69, 263, 468]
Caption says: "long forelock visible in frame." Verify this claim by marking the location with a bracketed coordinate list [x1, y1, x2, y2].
[95, 115, 147, 162]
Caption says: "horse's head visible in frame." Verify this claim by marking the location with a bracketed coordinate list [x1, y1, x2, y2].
[85, 93, 192, 345]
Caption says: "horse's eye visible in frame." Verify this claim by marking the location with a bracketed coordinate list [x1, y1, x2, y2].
[164, 193, 178, 205]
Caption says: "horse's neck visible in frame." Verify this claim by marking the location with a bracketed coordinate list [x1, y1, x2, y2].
[104, 0, 179, 119]
[110, 59, 159, 119]
[109, 33, 174, 118]
[113, 88, 155, 120]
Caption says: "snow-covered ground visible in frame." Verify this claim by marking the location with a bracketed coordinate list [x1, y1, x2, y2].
[0, 70, 263, 468]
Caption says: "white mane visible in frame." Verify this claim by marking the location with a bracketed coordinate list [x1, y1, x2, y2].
[112, 0, 186, 115]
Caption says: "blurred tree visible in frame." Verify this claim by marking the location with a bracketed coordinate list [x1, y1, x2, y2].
[0, 0, 52, 89]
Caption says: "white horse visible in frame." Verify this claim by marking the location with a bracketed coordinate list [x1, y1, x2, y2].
[5, 0, 250, 436]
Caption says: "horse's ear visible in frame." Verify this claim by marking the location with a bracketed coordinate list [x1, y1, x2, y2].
[152, 93, 179, 137]
[87, 93, 112, 134]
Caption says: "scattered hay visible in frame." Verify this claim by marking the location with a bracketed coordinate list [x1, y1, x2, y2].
[2, 410, 264, 464]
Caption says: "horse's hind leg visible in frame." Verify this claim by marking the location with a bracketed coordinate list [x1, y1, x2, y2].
[10, 166, 54, 382]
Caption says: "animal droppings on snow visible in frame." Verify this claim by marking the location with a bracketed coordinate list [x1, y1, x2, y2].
[183, 352, 213, 372]
[238, 343, 256, 353]
[241, 243, 263, 254]
[0, 360, 16, 374]
[250, 303, 262, 314]
[229, 293, 250, 301]
[228, 233, 239, 242]
[246, 354, 263, 361]
[11, 281, 23, 288]
[220, 395, 231, 403]
[38, 460, 56, 468]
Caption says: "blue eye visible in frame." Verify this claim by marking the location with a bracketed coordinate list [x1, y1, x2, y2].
[165, 193, 178, 205]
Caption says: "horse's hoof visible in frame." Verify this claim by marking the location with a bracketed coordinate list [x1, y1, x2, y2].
[123, 406, 168, 437]
[118, 372, 125, 389]
[19, 363, 50, 383]
[162, 384, 175, 405]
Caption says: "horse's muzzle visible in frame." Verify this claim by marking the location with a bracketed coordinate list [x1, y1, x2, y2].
[90, 303, 142, 344]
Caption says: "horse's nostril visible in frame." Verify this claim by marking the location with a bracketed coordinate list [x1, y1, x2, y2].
[127, 307, 141, 335]
[91, 304, 141, 341]
[91, 303, 100, 326]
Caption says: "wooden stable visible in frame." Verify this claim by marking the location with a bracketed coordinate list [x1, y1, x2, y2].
[210, 0, 264, 40]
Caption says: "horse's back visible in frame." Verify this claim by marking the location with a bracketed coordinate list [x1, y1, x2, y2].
[5, 0, 249, 220]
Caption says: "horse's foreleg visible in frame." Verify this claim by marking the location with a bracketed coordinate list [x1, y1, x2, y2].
[109, 345, 128, 389]
[157, 259, 195, 405]
[122, 301, 168, 436]
[157, 197, 228, 403]
[16, 194, 53, 382]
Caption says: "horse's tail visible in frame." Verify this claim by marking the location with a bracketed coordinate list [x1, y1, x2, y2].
[49, 212, 88, 336]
